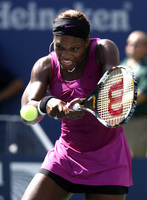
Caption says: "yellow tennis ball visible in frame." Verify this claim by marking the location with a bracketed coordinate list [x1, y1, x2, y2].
[20, 105, 38, 121]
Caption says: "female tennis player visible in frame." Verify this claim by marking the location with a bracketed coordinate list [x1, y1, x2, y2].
[21, 9, 132, 200]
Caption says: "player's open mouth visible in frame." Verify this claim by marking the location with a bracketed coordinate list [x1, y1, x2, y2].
[61, 59, 73, 68]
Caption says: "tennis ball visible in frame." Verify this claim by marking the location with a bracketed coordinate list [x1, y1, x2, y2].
[20, 105, 38, 121]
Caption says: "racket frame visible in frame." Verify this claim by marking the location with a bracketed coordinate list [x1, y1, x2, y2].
[77, 65, 138, 128]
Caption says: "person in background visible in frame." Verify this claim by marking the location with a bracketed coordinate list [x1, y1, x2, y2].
[21, 9, 132, 200]
[0, 64, 24, 153]
[121, 30, 147, 157]
[0, 65, 24, 104]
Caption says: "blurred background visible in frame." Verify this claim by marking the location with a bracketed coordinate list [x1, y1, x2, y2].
[0, 0, 147, 199]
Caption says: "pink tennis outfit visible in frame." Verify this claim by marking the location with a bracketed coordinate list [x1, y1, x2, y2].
[41, 38, 133, 187]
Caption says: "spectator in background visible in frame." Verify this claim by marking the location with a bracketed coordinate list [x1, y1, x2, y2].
[0, 65, 24, 104]
[121, 30, 147, 157]
[0, 65, 24, 153]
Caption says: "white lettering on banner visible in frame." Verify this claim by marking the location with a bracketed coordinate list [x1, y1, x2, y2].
[0, 1, 132, 31]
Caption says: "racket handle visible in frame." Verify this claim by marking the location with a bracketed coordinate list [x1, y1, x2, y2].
[73, 103, 81, 111]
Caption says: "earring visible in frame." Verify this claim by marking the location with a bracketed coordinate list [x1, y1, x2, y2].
[49, 41, 54, 53]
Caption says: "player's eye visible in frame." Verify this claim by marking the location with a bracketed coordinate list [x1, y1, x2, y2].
[56, 44, 64, 50]
[72, 47, 79, 52]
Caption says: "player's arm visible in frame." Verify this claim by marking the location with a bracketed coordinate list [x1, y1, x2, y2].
[21, 55, 69, 123]
[21, 55, 51, 125]
[95, 39, 120, 75]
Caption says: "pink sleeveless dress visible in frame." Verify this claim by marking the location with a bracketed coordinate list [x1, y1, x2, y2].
[41, 38, 133, 187]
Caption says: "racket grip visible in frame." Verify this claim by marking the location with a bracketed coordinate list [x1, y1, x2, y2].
[73, 103, 81, 111]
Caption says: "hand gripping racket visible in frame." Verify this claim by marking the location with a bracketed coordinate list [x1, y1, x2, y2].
[73, 65, 138, 128]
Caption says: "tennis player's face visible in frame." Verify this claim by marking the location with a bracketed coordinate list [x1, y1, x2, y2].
[54, 35, 89, 71]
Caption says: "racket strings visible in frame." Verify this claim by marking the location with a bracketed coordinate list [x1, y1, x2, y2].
[96, 69, 134, 126]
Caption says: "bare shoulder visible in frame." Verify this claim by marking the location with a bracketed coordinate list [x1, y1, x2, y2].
[95, 39, 120, 71]
[96, 39, 119, 53]
[31, 54, 52, 81]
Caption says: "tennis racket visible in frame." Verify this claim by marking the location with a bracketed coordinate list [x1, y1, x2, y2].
[73, 65, 138, 128]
